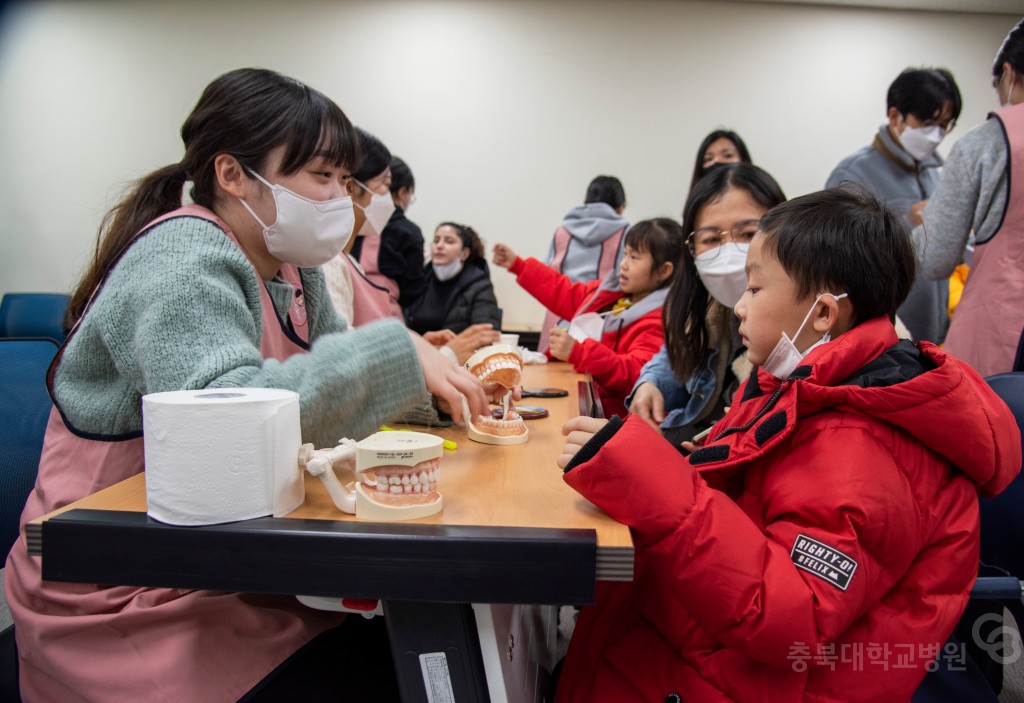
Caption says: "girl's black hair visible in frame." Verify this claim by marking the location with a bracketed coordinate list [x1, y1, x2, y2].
[584, 175, 626, 209]
[665, 163, 785, 381]
[68, 67, 358, 326]
[622, 218, 684, 290]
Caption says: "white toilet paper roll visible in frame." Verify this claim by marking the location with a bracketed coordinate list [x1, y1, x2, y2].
[142, 388, 304, 526]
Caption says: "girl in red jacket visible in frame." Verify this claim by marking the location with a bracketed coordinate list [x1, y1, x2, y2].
[493, 218, 683, 417]
[554, 188, 1021, 703]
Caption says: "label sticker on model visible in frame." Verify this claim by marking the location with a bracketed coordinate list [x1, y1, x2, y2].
[419, 652, 456, 703]
[791, 534, 858, 591]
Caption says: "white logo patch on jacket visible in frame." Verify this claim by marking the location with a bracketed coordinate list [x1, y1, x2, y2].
[791, 534, 858, 591]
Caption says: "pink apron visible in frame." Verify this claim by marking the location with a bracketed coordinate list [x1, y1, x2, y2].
[4, 205, 342, 703]
[944, 103, 1024, 377]
[355, 234, 404, 320]
[539, 226, 622, 352]
[345, 253, 401, 328]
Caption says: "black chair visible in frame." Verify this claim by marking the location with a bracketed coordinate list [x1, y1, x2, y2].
[0, 337, 60, 701]
[0, 293, 70, 344]
[913, 371, 1024, 701]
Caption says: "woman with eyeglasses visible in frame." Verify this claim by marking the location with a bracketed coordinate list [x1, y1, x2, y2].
[629, 163, 786, 448]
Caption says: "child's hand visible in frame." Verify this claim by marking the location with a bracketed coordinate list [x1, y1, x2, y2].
[492, 243, 517, 269]
[557, 416, 609, 469]
[630, 382, 665, 430]
[548, 327, 575, 361]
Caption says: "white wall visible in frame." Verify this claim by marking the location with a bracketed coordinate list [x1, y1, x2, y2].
[0, 0, 1017, 327]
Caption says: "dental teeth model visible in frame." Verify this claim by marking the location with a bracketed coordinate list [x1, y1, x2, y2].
[299, 430, 444, 521]
[463, 344, 529, 445]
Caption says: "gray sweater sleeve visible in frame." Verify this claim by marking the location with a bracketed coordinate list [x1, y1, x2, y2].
[912, 119, 1009, 280]
[56, 217, 428, 447]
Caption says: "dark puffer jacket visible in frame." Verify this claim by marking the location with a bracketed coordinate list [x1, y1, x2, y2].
[404, 260, 501, 335]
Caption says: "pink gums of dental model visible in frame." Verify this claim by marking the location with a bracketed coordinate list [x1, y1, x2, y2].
[463, 344, 529, 445]
[300, 431, 445, 520]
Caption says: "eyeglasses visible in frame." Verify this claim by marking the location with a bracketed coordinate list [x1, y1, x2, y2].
[687, 219, 760, 256]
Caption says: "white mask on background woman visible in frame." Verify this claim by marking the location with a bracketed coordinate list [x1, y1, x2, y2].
[355, 182, 396, 236]
[239, 171, 355, 268]
[432, 259, 464, 282]
[693, 243, 749, 308]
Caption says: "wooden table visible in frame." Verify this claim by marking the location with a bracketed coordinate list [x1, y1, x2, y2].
[28, 363, 633, 703]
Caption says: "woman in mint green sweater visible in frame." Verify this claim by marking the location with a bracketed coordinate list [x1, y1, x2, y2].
[5, 67, 487, 703]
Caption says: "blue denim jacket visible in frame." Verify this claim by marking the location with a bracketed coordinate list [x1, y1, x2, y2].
[627, 327, 743, 431]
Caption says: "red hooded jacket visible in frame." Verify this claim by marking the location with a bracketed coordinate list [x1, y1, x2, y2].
[557, 317, 1021, 703]
[510, 256, 666, 417]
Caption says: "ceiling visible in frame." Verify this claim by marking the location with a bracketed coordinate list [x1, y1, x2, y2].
[713, 0, 1023, 15]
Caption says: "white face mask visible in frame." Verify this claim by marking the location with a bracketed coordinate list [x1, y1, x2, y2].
[239, 171, 355, 268]
[355, 181, 397, 236]
[761, 292, 848, 380]
[568, 311, 607, 342]
[899, 121, 945, 162]
[694, 243, 749, 308]
[432, 259, 464, 282]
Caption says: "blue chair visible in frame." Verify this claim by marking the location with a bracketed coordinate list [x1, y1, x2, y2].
[0, 293, 70, 344]
[0, 337, 59, 702]
[914, 371, 1024, 701]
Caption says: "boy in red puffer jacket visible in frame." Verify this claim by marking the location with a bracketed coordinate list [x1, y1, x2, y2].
[554, 188, 1021, 703]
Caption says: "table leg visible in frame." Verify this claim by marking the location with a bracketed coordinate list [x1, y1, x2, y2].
[384, 600, 491, 703]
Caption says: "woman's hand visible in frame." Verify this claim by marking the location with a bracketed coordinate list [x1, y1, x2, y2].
[630, 382, 665, 430]
[409, 331, 489, 425]
[557, 416, 608, 469]
[547, 327, 575, 361]
[445, 323, 501, 364]
[492, 243, 518, 269]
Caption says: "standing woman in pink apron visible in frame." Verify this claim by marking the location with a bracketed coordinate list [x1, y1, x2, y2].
[4, 67, 488, 703]
[912, 17, 1024, 377]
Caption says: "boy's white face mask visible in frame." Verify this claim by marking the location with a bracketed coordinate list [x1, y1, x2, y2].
[761, 292, 848, 380]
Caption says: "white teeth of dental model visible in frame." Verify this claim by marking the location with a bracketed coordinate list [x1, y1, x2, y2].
[303, 430, 445, 521]
[463, 344, 529, 445]
[361, 458, 441, 506]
